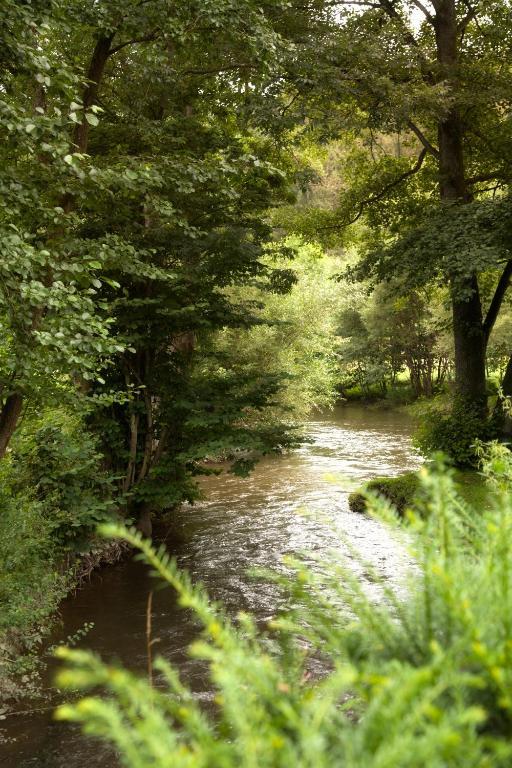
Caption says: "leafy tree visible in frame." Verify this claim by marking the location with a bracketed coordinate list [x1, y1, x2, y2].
[0, 0, 126, 457]
[280, 0, 512, 420]
[337, 282, 451, 398]
[29, 0, 317, 532]
[211, 238, 342, 421]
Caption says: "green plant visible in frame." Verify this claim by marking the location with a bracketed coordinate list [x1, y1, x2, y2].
[54, 445, 512, 766]
[0, 410, 121, 703]
[348, 471, 420, 515]
[0, 472, 68, 702]
[414, 397, 497, 467]
[10, 416, 117, 551]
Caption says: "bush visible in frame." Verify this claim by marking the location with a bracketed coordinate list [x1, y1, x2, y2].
[11, 417, 117, 551]
[384, 384, 417, 406]
[1, 411, 119, 702]
[55, 446, 512, 767]
[414, 397, 496, 467]
[348, 471, 420, 515]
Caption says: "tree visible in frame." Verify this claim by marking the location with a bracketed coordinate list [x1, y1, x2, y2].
[211, 238, 342, 420]
[337, 282, 451, 398]
[279, 0, 512, 419]
[34, 0, 315, 532]
[0, 0, 123, 457]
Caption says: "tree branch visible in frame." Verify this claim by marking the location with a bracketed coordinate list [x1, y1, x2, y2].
[110, 33, 159, 56]
[483, 260, 512, 345]
[378, 0, 421, 47]
[466, 171, 508, 185]
[350, 147, 427, 222]
[407, 120, 440, 158]
[320, 148, 428, 231]
[181, 63, 256, 76]
[333, 1, 380, 5]
[458, 1, 478, 33]
[409, 0, 435, 24]
[377, 0, 435, 83]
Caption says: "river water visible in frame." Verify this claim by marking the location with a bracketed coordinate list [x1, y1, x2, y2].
[3, 405, 421, 767]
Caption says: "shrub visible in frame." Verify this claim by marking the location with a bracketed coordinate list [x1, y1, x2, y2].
[384, 384, 417, 406]
[10, 418, 117, 551]
[1, 411, 119, 702]
[0, 472, 68, 701]
[54, 446, 512, 766]
[414, 397, 496, 467]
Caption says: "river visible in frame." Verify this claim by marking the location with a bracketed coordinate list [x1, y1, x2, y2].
[2, 405, 421, 767]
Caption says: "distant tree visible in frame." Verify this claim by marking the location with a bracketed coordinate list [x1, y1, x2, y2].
[337, 282, 451, 398]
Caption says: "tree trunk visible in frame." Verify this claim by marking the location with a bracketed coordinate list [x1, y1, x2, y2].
[135, 503, 153, 538]
[435, 0, 487, 412]
[450, 276, 487, 406]
[0, 393, 24, 460]
[502, 355, 512, 400]
[493, 354, 512, 435]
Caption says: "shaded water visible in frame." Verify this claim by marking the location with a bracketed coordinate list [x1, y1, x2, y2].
[3, 405, 421, 767]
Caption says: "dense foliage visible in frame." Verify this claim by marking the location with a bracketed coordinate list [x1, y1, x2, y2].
[0, 464, 68, 701]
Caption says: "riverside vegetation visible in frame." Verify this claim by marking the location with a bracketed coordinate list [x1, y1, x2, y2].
[2, 0, 512, 762]
[55, 444, 512, 767]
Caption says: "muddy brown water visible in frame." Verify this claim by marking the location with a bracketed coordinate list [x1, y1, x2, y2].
[2, 405, 421, 767]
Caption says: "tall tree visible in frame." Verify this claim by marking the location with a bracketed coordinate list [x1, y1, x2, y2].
[43, 0, 306, 531]
[281, 0, 512, 417]
[0, 0, 124, 458]
[0, 0, 295, 463]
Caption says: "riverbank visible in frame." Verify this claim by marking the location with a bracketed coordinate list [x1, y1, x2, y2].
[0, 411, 132, 707]
[345, 387, 495, 515]
[0, 532, 129, 707]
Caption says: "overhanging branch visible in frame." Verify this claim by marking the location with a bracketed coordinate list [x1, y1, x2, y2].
[377, 0, 435, 83]
[110, 33, 159, 56]
[466, 171, 507, 185]
[409, 0, 435, 24]
[319, 148, 428, 231]
[348, 147, 428, 224]
[458, 0, 478, 33]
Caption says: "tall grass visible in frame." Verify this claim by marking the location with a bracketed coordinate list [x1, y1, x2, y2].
[55, 444, 512, 766]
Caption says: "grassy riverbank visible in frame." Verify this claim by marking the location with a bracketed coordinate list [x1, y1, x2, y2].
[0, 411, 124, 705]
